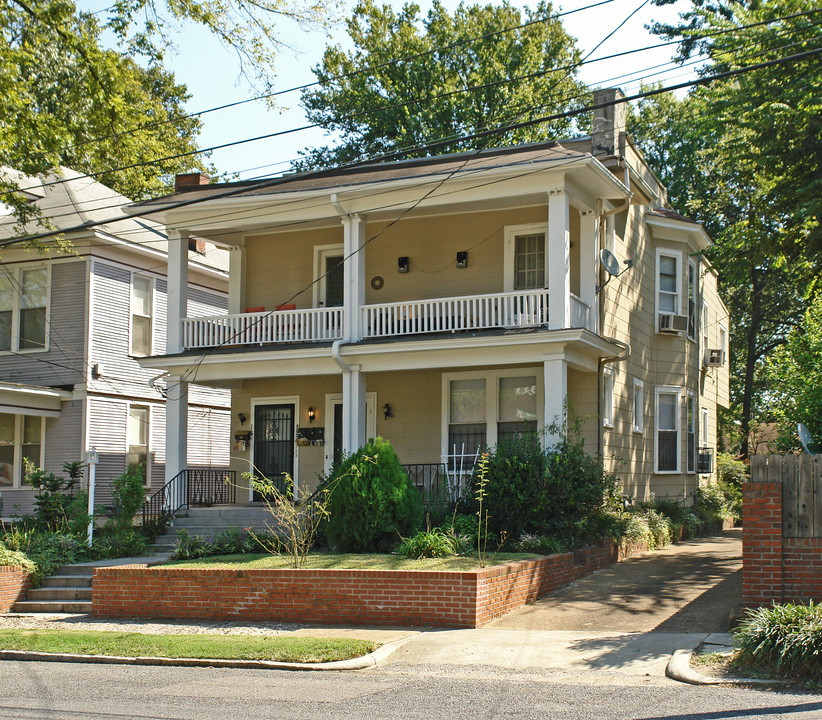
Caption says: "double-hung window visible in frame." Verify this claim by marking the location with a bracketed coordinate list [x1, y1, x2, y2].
[504, 224, 548, 292]
[655, 387, 681, 473]
[444, 370, 541, 467]
[0, 413, 44, 487]
[0, 267, 49, 353]
[632, 379, 644, 434]
[687, 260, 698, 340]
[127, 405, 150, 486]
[131, 276, 153, 356]
[656, 250, 682, 332]
[686, 394, 696, 473]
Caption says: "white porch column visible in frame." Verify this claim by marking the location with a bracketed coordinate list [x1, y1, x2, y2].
[342, 214, 366, 341]
[341, 365, 367, 454]
[579, 211, 598, 333]
[543, 355, 567, 447]
[165, 376, 188, 484]
[227, 245, 246, 314]
[548, 189, 571, 329]
[166, 228, 189, 353]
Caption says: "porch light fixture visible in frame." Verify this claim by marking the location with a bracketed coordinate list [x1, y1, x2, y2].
[397, 256, 409, 273]
[237, 412, 247, 425]
[456, 251, 468, 268]
[307, 407, 315, 423]
[382, 403, 393, 419]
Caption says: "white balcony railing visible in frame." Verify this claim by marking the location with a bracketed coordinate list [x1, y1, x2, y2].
[183, 307, 343, 350]
[570, 293, 592, 330]
[362, 290, 550, 339]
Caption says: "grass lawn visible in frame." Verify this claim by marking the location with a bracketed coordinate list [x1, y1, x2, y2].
[0, 630, 376, 663]
[166, 552, 537, 571]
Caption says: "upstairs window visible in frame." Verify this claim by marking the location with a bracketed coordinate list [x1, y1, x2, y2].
[687, 260, 698, 340]
[131, 276, 153, 356]
[0, 267, 49, 352]
[504, 224, 548, 293]
[656, 250, 682, 329]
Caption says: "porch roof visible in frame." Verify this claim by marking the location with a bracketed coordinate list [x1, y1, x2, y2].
[0, 381, 72, 418]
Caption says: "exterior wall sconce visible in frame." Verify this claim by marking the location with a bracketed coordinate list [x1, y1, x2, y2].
[397, 257, 409, 273]
[382, 403, 393, 419]
[456, 251, 468, 268]
[237, 412, 247, 425]
[307, 407, 315, 423]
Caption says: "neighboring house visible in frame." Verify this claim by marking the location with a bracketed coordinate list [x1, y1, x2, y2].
[0, 168, 231, 518]
[131, 88, 730, 506]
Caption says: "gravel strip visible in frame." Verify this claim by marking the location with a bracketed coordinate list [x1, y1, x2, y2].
[0, 614, 301, 636]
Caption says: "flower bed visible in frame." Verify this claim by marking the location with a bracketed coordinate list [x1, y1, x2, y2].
[92, 537, 651, 628]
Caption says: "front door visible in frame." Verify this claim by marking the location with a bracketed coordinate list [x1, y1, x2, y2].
[253, 404, 294, 500]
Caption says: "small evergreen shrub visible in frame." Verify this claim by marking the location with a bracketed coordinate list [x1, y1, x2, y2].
[515, 534, 565, 555]
[324, 437, 424, 552]
[395, 529, 459, 558]
[735, 602, 822, 680]
[109, 466, 146, 531]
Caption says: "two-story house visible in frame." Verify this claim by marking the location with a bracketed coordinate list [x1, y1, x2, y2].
[0, 168, 231, 518]
[130, 89, 729, 507]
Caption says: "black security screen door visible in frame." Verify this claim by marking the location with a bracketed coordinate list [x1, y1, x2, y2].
[253, 404, 294, 500]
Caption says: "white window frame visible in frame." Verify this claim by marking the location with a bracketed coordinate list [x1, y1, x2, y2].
[602, 367, 615, 429]
[0, 413, 46, 489]
[702, 302, 709, 358]
[323, 392, 377, 476]
[441, 368, 544, 456]
[312, 243, 344, 309]
[127, 403, 151, 488]
[130, 274, 154, 357]
[632, 378, 644, 434]
[654, 386, 682, 474]
[701, 406, 710, 451]
[0, 264, 51, 355]
[503, 223, 549, 292]
[687, 258, 698, 342]
[686, 392, 696, 474]
[655, 248, 682, 332]
[719, 323, 728, 359]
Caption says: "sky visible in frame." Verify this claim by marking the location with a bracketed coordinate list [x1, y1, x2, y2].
[81, 0, 695, 180]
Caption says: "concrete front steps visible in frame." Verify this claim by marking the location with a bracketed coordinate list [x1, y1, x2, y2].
[12, 563, 95, 614]
[151, 504, 276, 553]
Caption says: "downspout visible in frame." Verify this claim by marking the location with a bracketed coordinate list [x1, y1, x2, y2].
[331, 339, 349, 373]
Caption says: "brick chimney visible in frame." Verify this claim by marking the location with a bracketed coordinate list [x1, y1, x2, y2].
[174, 172, 211, 191]
[591, 88, 627, 158]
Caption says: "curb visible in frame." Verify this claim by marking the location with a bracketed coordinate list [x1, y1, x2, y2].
[0, 635, 413, 672]
[665, 649, 792, 686]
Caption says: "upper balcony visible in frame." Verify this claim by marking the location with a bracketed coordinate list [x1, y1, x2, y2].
[182, 289, 594, 350]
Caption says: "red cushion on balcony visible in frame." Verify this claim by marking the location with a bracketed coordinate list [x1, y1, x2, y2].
[244, 306, 265, 313]
[275, 303, 297, 311]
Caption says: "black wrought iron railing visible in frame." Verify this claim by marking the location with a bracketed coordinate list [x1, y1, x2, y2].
[141, 468, 236, 530]
[402, 463, 471, 509]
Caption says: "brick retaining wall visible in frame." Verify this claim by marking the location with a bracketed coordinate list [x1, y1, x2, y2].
[93, 538, 650, 628]
[0, 565, 30, 613]
[743, 469, 822, 606]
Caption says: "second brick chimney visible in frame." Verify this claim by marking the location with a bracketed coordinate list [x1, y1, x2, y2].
[175, 172, 211, 191]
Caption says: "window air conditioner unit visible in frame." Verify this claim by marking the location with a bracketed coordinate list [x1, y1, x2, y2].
[658, 313, 689, 333]
[704, 348, 726, 367]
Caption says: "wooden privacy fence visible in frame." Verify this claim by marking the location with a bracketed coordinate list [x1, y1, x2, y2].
[750, 454, 822, 538]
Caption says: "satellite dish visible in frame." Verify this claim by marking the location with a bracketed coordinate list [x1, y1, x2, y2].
[600, 248, 621, 277]
[798, 423, 817, 454]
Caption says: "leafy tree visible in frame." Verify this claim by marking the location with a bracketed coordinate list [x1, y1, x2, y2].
[764, 293, 822, 450]
[296, 0, 586, 169]
[631, 0, 822, 455]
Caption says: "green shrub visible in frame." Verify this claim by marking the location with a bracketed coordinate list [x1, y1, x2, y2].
[735, 602, 822, 680]
[717, 453, 748, 486]
[440, 513, 478, 550]
[0, 541, 36, 573]
[324, 437, 424, 552]
[25, 460, 87, 532]
[0, 527, 88, 585]
[172, 530, 211, 560]
[515, 534, 565, 555]
[395, 529, 459, 559]
[90, 528, 147, 559]
[694, 482, 740, 524]
[109, 466, 146, 531]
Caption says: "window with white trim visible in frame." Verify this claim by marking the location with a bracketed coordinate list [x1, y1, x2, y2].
[632, 379, 644, 434]
[719, 324, 727, 359]
[444, 370, 541, 465]
[686, 393, 696, 474]
[0, 413, 44, 487]
[0, 266, 49, 352]
[701, 407, 709, 450]
[687, 259, 698, 340]
[656, 250, 683, 334]
[602, 368, 614, 428]
[655, 387, 681, 473]
[130, 275, 153, 356]
[504, 224, 548, 292]
[127, 404, 150, 486]
[702, 303, 709, 356]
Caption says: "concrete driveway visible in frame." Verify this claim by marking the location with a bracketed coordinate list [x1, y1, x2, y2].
[489, 529, 742, 633]
[385, 530, 742, 676]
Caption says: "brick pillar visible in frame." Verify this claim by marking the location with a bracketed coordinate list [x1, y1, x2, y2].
[742, 455, 785, 606]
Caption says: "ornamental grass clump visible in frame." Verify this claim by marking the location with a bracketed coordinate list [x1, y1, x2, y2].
[324, 437, 423, 552]
[734, 602, 822, 680]
[395, 528, 459, 559]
